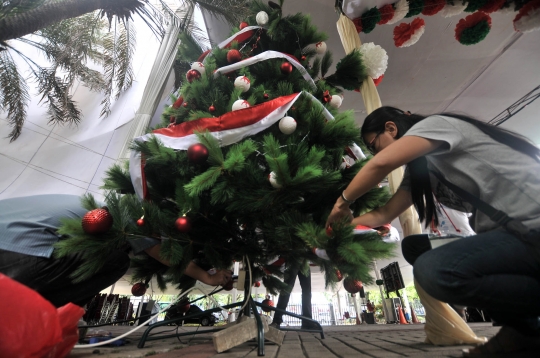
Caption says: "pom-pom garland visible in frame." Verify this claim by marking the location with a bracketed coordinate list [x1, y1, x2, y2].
[352, 17, 362, 32]
[394, 17, 426, 48]
[464, 0, 489, 13]
[387, 0, 409, 24]
[377, 4, 395, 25]
[479, 0, 506, 14]
[361, 7, 381, 33]
[405, 0, 424, 18]
[514, 0, 540, 33]
[455, 12, 492, 45]
[421, 0, 446, 16]
[358, 42, 388, 79]
[439, 2, 467, 18]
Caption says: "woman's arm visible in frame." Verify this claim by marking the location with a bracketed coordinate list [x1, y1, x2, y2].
[327, 135, 443, 227]
[350, 189, 413, 227]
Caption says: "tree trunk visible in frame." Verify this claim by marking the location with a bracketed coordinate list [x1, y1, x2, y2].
[0, 0, 140, 42]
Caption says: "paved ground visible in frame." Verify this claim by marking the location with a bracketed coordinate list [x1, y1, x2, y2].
[69, 323, 499, 358]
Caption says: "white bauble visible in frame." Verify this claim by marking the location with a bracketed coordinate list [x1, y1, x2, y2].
[278, 116, 297, 134]
[256, 11, 269, 26]
[329, 95, 343, 109]
[232, 99, 251, 111]
[315, 41, 327, 54]
[268, 171, 282, 188]
[190, 62, 205, 75]
[234, 76, 251, 93]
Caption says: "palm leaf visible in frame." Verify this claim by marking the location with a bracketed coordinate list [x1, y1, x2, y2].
[0, 51, 29, 141]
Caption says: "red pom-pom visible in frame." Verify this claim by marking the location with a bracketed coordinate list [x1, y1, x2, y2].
[343, 277, 363, 294]
[394, 18, 425, 48]
[187, 143, 209, 164]
[227, 49, 242, 63]
[421, 0, 445, 16]
[352, 17, 362, 33]
[82, 209, 113, 234]
[239, 21, 249, 30]
[186, 69, 201, 83]
[377, 4, 395, 24]
[513, 0, 540, 31]
[280, 62, 293, 75]
[261, 298, 274, 312]
[254, 281, 261, 287]
[455, 12, 491, 42]
[131, 282, 147, 297]
[175, 217, 192, 233]
[136, 218, 145, 227]
[373, 74, 384, 86]
[336, 270, 343, 282]
[479, 0, 505, 13]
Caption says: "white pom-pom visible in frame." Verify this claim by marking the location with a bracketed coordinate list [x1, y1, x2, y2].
[514, 7, 540, 33]
[315, 41, 327, 54]
[190, 62, 205, 75]
[329, 95, 343, 109]
[234, 76, 251, 92]
[232, 99, 251, 111]
[278, 116, 297, 134]
[268, 171, 282, 188]
[358, 42, 388, 79]
[439, 3, 467, 18]
[386, 0, 408, 24]
[256, 11, 269, 26]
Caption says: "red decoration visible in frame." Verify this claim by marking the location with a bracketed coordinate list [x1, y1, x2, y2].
[172, 96, 184, 109]
[175, 217, 192, 233]
[336, 270, 343, 282]
[169, 116, 175, 123]
[186, 69, 201, 83]
[187, 143, 209, 164]
[183, 102, 189, 108]
[223, 279, 234, 291]
[197, 49, 211, 62]
[377, 4, 395, 25]
[136, 218, 145, 227]
[280, 62, 293, 75]
[322, 90, 331, 103]
[239, 21, 249, 30]
[227, 49, 242, 63]
[343, 277, 363, 294]
[131, 282, 147, 297]
[263, 93, 269, 99]
[209, 105, 216, 113]
[325, 225, 333, 237]
[421, 0, 445, 16]
[82, 209, 113, 234]
[261, 297, 274, 312]
[352, 17, 362, 33]
[373, 74, 384, 87]
[394, 18, 425, 48]
[513, 0, 540, 31]
[455, 12, 491, 42]
[177, 302, 190, 313]
[301, 55, 306, 61]
[254, 281, 261, 288]
[479, 0, 505, 13]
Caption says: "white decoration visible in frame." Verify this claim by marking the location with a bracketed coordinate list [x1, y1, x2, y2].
[234, 76, 251, 92]
[386, 0, 408, 25]
[268, 171, 282, 188]
[190, 62, 205, 75]
[256, 11, 269, 26]
[329, 95, 342, 109]
[398, 23, 425, 48]
[358, 42, 388, 79]
[313, 248, 330, 261]
[315, 41, 327, 54]
[439, 3, 467, 18]
[278, 116, 297, 134]
[232, 99, 251, 111]
[514, 7, 540, 33]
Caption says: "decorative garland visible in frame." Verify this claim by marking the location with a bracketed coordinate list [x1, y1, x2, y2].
[405, 0, 424, 18]
[394, 17, 426, 47]
[514, 0, 540, 33]
[358, 42, 388, 79]
[421, 0, 446, 16]
[387, 0, 409, 24]
[455, 12, 492, 45]
[464, 0, 490, 13]
[361, 7, 382, 33]
[440, 2, 468, 18]
[377, 4, 395, 24]
[479, 0, 506, 13]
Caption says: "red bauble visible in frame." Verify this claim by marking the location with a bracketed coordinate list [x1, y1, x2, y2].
[169, 115, 175, 123]
[131, 282, 147, 297]
[239, 21, 249, 30]
[136, 218, 145, 227]
[223, 279, 234, 291]
[175, 217, 191, 233]
[183, 102, 189, 108]
[336, 270, 343, 282]
[280, 62, 293, 75]
[177, 302, 190, 313]
[82, 209, 113, 234]
[322, 90, 331, 103]
[172, 96, 184, 109]
[261, 298, 274, 312]
[325, 225, 333, 237]
[186, 69, 201, 83]
[209, 105, 216, 112]
[343, 277, 363, 294]
[227, 49, 242, 63]
[301, 55, 306, 61]
[187, 143, 209, 164]
[254, 281, 261, 288]
[263, 93, 269, 99]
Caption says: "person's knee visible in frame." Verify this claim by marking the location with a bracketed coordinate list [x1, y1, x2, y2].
[401, 234, 431, 266]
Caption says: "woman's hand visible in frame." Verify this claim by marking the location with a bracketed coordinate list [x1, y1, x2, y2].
[204, 269, 233, 286]
[325, 196, 353, 229]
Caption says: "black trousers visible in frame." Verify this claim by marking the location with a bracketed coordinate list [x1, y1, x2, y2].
[0, 248, 130, 308]
[272, 267, 312, 325]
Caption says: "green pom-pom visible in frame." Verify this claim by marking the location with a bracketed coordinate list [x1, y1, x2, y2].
[459, 20, 490, 45]
[361, 7, 381, 34]
[464, 0, 489, 12]
[405, 0, 424, 18]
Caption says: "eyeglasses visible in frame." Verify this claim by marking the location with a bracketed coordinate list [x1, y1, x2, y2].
[366, 132, 382, 155]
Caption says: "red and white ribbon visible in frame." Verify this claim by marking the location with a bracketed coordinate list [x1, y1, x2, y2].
[218, 26, 265, 49]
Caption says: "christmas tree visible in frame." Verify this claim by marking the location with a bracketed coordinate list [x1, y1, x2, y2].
[55, 0, 394, 294]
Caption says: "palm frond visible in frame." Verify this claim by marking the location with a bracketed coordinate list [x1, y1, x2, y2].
[183, 0, 251, 26]
[114, 20, 135, 99]
[0, 51, 29, 141]
[0, 0, 45, 22]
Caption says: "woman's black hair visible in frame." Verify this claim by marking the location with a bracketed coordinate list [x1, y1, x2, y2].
[361, 106, 540, 227]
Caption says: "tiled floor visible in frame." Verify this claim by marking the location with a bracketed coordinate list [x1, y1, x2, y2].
[69, 323, 500, 358]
